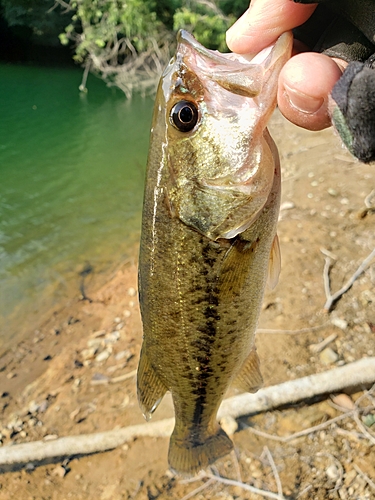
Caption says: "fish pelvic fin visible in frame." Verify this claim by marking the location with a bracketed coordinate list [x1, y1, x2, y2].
[137, 346, 168, 421]
[233, 347, 263, 393]
[168, 426, 233, 476]
[267, 234, 281, 290]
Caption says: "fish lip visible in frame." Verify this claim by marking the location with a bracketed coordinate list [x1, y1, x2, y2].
[176, 29, 292, 98]
[177, 29, 229, 65]
[177, 29, 292, 67]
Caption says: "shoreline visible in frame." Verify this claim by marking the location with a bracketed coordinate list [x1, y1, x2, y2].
[0, 251, 143, 420]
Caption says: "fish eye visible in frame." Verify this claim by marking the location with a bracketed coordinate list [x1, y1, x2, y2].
[170, 100, 198, 132]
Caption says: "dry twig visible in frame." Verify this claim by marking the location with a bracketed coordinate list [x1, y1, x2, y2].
[0, 358, 374, 468]
[203, 471, 285, 500]
[180, 477, 216, 500]
[264, 446, 284, 498]
[353, 464, 375, 492]
[246, 411, 355, 443]
[257, 323, 329, 335]
[322, 248, 375, 311]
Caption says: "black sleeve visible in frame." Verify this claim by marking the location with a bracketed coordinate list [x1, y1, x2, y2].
[293, 0, 375, 163]
[293, 0, 375, 62]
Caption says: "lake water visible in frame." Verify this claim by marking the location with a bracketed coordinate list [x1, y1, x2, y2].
[0, 63, 153, 351]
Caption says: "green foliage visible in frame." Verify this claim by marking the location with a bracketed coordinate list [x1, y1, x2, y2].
[154, 0, 184, 29]
[62, 0, 163, 63]
[0, 0, 71, 46]
[0, 0, 251, 93]
[173, 2, 235, 52]
[219, 0, 248, 18]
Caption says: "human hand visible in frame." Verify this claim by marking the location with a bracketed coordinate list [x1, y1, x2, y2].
[226, 0, 347, 131]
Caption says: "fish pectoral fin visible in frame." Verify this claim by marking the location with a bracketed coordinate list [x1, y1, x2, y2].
[267, 234, 281, 290]
[137, 346, 168, 421]
[233, 348, 263, 393]
[219, 238, 258, 298]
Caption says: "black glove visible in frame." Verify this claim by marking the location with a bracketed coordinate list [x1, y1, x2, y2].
[293, 0, 375, 163]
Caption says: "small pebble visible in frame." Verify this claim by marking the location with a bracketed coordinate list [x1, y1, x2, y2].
[52, 465, 68, 478]
[43, 434, 58, 441]
[326, 463, 340, 481]
[115, 350, 132, 361]
[280, 201, 295, 211]
[70, 408, 81, 421]
[91, 373, 109, 385]
[6, 372, 16, 380]
[362, 414, 375, 427]
[90, 330, 106, 338]
[95, 350, 111, 363]
[332, 394, 355, 411]
[127, 287, 136, 297]
[104, 332, 120, 344]
[344, 469, 357, 486]
[220, 416, 238, 437]
[319, 347, 339, 365]
[120, 395, 130, 408]
[28, 401, 40, 414]
[328, 188, 338, 197]
[331, 317, 348, 330]
[87, 338, 102, 349]
[81, 348, 97, 361]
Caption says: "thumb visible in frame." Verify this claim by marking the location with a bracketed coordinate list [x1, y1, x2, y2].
[226, 0, 317, 53]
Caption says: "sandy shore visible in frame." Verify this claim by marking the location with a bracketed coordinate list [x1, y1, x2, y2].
[0, 113, 374, 499]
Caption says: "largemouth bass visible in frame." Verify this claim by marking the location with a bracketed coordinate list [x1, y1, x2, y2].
[137, 30, 292, 475]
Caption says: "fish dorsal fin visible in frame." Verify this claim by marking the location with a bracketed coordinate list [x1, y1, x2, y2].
[233, 347, 263, 393]
[267, 234, 281, 290]
[137, 346, 168, 421]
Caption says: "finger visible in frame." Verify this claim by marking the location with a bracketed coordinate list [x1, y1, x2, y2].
[226, 0, 317, 53]
[277, 53, 346, 130]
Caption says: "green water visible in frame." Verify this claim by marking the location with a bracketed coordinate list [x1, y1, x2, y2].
[0, 63, 153, 348]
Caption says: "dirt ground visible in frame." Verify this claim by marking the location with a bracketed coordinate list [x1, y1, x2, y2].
[0, 111, 374, 500]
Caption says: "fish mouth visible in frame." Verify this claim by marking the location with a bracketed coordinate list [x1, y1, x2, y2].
[176, 29, 293, 98]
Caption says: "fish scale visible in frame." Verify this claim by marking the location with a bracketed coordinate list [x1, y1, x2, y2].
[137, 30, 292, 475]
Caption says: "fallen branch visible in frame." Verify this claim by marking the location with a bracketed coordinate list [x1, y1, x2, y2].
[322, 248, 375, 312]
[217, 357, 375, 419]
[0, 418, 174, 467]
[0, 358, 374, 467]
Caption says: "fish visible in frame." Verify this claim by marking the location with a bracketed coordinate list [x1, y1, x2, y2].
[137, 29, 292, 475]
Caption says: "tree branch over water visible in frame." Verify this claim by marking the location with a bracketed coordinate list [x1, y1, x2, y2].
[55, 0, 237, 97]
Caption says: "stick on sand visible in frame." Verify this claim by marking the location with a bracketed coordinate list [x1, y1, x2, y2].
[0, 357, 374, 467]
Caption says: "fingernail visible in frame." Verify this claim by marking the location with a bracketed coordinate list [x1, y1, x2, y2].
[284, 84, 324, 114]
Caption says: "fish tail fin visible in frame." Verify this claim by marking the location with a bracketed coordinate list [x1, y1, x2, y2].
[168, 426, 233, 476]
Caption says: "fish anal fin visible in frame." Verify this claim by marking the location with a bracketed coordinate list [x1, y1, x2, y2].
[233, 348, 263, 393]
[267, 234, 281, 290]
[137, 346, 168, 421]
[168, 425, 233, 476]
